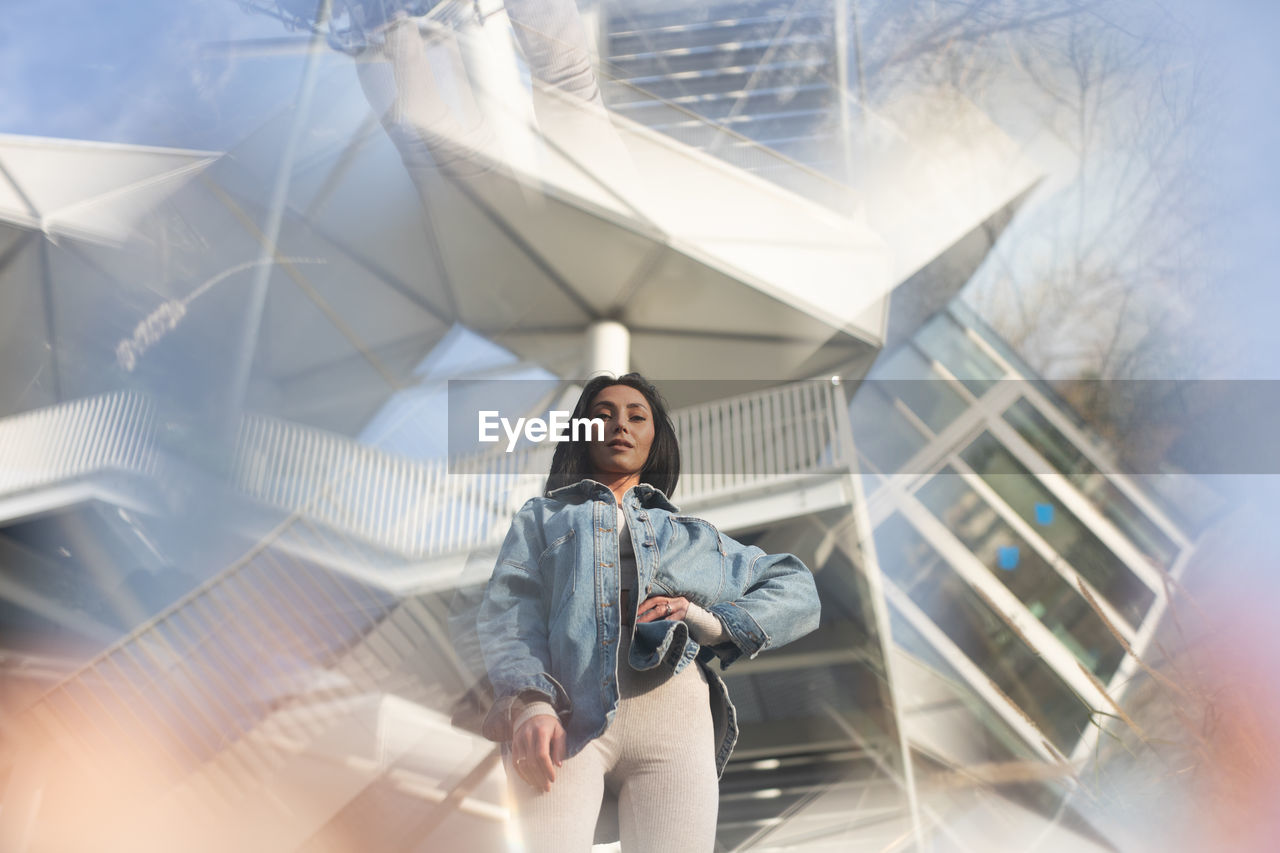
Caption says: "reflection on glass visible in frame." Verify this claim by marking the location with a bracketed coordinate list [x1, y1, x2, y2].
[849, 384, 928, 476]
[718, 508, 903, 845]
[722, 514, 897, 747]
[874, 513, 1093, 752]
[914, 466, 1127, 680]
[1003, 398, 1180, 569]
[915, 312, 1005, 396]
[873, 346, 969, 434]
[963, 425, 1157, 627]
[889, 607, 1042, 766]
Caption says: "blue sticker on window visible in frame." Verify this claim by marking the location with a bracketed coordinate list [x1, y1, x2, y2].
[1034, 502, 1054, 525]
[997, 545, 1020, 570]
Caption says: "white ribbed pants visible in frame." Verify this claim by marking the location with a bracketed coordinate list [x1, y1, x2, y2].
[504, 635, 720, 853]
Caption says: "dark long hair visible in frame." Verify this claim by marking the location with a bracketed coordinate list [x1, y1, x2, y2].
[542, 373, 680, 499]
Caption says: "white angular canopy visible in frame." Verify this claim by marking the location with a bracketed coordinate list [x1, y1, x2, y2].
[0, 55, 1038, 431]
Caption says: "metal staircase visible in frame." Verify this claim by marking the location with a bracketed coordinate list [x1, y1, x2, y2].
[1, 378, 869, 850]
[603, 0, 844, 174]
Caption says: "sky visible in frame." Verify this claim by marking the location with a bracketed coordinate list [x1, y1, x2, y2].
[0, 0, 302, 150]
[1193, 2, 1280, 379]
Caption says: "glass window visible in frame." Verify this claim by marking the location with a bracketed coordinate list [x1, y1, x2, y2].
[955, 436, 1156, 628]
[872, 346, 969, 435]
[914, 465, 1127, 681]
[874, 513, 1093, 752]
[849, 384, 928, 476]
[889, 607, 1044, 766]
[722, 509, 900, 764]
[1003, 398, 1180, 570]
[915, 312, 1005, 396]
[1125, 473, 1223, 540]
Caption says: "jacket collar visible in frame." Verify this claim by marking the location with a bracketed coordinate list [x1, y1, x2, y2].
[545, 478, 680, 513]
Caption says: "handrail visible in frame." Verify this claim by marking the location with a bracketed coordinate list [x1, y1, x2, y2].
[232, 379, 851, 558]
[0, 379, 851, 556]
[0, 391, 157, 494]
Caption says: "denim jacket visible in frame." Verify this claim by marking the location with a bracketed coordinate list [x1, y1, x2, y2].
[476, 478, 821, 778]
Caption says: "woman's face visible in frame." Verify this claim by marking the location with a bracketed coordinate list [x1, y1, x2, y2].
[585, 384, 655, 480]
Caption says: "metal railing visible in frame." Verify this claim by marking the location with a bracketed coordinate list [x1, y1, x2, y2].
[0, 382, 853, 559]
[0, 391, 157, 494]
[231, 415, 552, 559]
[232, 379, 852, 558]
[13, 529, 404, 800]
[673, 379, 851, 502]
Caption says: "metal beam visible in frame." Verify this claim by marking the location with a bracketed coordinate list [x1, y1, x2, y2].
[223, 0, 334, 440]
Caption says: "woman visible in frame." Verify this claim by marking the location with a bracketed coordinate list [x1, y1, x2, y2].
[477, 373, 821, 852]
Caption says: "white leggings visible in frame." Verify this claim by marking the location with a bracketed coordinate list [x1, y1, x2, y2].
[504, 635, 720, 853]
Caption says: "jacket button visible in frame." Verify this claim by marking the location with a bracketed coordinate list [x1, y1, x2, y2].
[637, 513, 648, 521]
[645, 584, 652, 593]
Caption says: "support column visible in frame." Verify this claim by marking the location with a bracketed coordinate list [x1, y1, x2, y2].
[583, 319, 629, 378]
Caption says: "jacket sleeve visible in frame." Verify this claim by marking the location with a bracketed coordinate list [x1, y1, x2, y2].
[704, 532, 821, 670]
[476, 498, 571, 741]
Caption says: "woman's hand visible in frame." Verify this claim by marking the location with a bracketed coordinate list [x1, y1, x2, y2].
[511, 714, 566, 792]
[637, 594, 690, 623]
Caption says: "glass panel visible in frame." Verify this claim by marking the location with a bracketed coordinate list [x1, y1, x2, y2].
[874, 511, 949, 594]
[915, 312, 1005, 396]
[718, 507, 907, 847]
[872, 346, 969, 434]
[874, 513, 1093, 752]
[914, 466, 1127, 681]
[890, 606, 1043, 767]
[958, 433, 1155, 627]
[849, 384, 928, 476]
[1003, 398, 1181, 569]
[723, 507, 897, 754]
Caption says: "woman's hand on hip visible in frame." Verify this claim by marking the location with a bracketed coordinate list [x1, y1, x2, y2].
[637, 594, 690, 623]
[512, 714, 566, 793]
